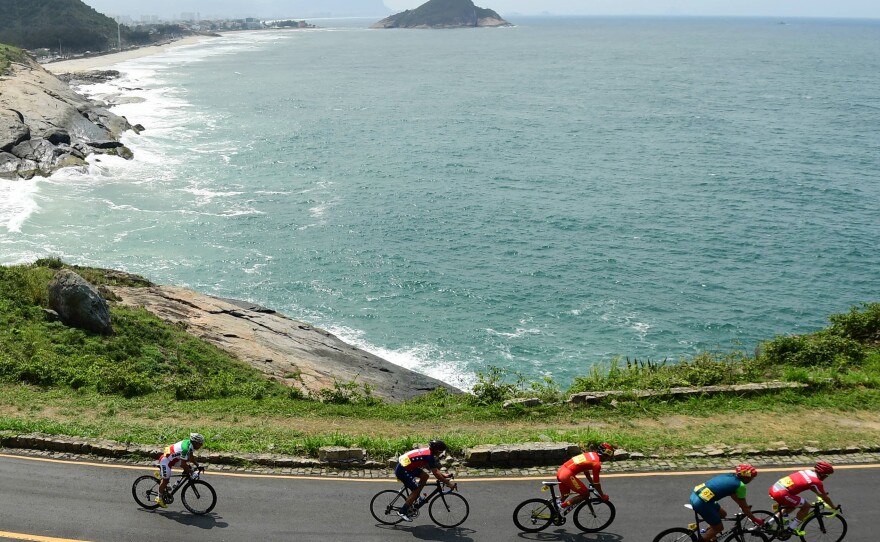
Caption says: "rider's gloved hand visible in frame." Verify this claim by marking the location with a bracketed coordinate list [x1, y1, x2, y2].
[190, 470, 200, 480]
[600, 494, 610, 502]
[752, 518, 765, 526]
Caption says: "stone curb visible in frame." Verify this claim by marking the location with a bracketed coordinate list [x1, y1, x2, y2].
[2, 432, 879, 476]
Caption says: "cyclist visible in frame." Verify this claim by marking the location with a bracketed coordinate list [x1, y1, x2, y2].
[690, 464, 764, 541]
[154, 433, 204, 508]
[769, 461, 838, 535]
[556, 442, 614, 512]
[394, 440, 457, 522]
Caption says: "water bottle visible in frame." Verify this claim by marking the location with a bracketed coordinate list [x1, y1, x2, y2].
[417, 495, 427, 508]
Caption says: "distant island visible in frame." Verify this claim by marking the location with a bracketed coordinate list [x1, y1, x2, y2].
[372, 0, 511, 29]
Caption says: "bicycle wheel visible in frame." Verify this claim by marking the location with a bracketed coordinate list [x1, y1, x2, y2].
[181, 480, 217, 515]
[512, 498, 554, 533]
[370, 489, 406, 525]
[573, 498, 616, 532]
[750, 510, 789, 540]
[131, 475, 161, 509]
[429, 492, 469, 528]
[798, 512, 847, 542]
[723, 526, 770, 542]
[653, 527, 699, 542]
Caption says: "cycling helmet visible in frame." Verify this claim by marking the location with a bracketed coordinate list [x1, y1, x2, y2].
[597, 442, 615, 457]
[428, 440, 447, 453]
[189, 433, 205, 445]
[814, 461, 834, 476]
[735, 463, 757, 480]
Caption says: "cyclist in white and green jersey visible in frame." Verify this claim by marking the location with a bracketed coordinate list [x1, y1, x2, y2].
[155, 433, 204, 508]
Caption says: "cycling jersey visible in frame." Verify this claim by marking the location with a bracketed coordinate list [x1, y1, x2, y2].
[395, 447, 439, 491]
[770, 469, 825, 508]
[556, 452, 601, 496]
[689, 473, 747, 526]
[157, 439, 194, 479]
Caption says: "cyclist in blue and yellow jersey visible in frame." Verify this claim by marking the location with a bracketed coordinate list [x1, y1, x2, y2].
[155, 433, 204, 508]
[394, 440, 457, 522]
[556, 442, 615, 512]
[691, 464, 764, 541]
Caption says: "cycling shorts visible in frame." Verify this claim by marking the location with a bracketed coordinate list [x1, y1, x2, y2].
[557, 466, 589, 496]
[157, 455, 182, 479]
[770, 486, 805, 508]
[690, 492, 722, 526]
[395, 464, 424, 491]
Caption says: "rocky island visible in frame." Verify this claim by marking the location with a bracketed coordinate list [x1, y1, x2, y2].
[372, 0, 511, 29]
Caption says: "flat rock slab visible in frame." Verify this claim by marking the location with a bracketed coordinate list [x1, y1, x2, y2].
[107, 285, 459, 402]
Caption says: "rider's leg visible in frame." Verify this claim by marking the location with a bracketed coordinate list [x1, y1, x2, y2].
[401, 471, 428, 513]
[788, 498, 810, 529]
[560, 475, 589, 508]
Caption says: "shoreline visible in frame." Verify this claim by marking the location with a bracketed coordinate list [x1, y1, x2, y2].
[42, 35, 217, 74]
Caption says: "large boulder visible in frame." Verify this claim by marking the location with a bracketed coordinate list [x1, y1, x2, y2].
[0, 152, 22, 178]
[48, 270, 113, 335]
[1, 110, 31, 151]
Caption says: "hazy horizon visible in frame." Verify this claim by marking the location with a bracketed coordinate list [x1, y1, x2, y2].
[81, 0, 880, 20]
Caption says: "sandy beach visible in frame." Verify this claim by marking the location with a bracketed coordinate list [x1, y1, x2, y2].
[42, 35, 216, 74]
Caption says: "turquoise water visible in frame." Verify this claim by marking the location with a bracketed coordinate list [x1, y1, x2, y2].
[2, 17, 879, 389]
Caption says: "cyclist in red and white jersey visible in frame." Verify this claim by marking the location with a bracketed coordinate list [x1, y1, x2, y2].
[769, 461, 838, 534]
[154, 433, 204, 508]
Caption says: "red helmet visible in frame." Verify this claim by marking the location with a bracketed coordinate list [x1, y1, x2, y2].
[814, 461, 834, 475]
[597, 442, 615, 457]
[735, 463, 757, 479]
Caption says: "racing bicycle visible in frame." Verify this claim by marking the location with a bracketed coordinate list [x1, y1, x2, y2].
[751, 498, 846, 542]
[131, 465, 217, 515]
[653, 503, 768, 542]
[370, 474, 469, 528]
[512, 480, 616, 533]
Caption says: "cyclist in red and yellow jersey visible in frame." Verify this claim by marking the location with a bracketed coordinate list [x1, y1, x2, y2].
[556, 442, 614, 511]
[394, 440, 457, 522]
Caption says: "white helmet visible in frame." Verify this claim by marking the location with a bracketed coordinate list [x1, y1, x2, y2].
[189, 433, 205, 445]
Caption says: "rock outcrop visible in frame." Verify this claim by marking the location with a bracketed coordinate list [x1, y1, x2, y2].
[48, 269, 114, 335]
[372, 0, 511, 29]
[106, 284, 460, 402]
[0, 53, 133, 179]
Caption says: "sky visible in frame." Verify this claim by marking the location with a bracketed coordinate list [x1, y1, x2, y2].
[81, 0, 880, 20]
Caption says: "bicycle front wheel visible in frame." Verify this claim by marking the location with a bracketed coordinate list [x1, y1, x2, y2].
[653, 527, 699, 542]
[429, 492, 469, 528]
[131, 475, 161, 509]
[573, 498, 616, 532]
[512, 498, 554, 533]
[370, 489, 406, 525]
[798, 511, 847, 542]
[182, 480, 217, 515]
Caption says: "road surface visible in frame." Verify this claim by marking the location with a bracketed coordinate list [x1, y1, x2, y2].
[1, 453, 876, 541]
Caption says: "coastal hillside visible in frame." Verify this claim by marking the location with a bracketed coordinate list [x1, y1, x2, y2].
[0, 0, 144, 53]
[372, 0, 511, 29]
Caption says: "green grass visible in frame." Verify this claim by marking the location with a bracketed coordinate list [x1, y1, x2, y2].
[0, 43, 28, 75]
[1, 260, 879, 458]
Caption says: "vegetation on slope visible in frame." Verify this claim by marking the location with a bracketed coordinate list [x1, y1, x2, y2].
[1, 259, 878, 457]
[0, 43, 28, 75]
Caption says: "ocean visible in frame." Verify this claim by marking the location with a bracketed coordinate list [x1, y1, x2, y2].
[1, 17, 878, 390]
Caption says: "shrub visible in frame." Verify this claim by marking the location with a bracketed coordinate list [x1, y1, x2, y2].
[470, 365, 518, 405]
[760, 331, 864, 368]
[829, 303, 880, 344]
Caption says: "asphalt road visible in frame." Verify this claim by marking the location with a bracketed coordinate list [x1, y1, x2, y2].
[1, 454, 876, 542]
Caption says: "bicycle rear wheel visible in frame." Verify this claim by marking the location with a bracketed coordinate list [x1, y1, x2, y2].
[429, 492, 469, 528]
[798, 512, 847, 542]
[573, 498, 616, 532]
[512, 498, 554, 533]
[182, 480, 217, 515]
[131, 475, 161, 509]
[653, 527, 699, 542]
[370, 489, 406, 525]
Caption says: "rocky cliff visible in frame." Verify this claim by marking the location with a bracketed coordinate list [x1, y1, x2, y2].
[0, 49, 134, 179]
[106, 284, 460, 402]
[372, 0, 510, 29]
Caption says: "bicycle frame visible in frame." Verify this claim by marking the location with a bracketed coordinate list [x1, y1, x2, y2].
[158, 466, 203, 502]
[539, 480, 603, 517]
[762, 499, 844, 540]
[682, 503, 758, 539]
